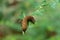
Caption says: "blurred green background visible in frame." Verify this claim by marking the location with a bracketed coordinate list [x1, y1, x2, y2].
[0, 0, 60, 40]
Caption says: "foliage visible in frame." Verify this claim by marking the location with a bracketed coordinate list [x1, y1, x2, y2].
[0, 0, 60, 40]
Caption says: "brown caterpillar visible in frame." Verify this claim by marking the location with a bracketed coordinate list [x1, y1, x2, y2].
[22, 16, 35, 32]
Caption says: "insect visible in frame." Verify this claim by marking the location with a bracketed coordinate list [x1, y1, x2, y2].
[22, 16, 35, 33]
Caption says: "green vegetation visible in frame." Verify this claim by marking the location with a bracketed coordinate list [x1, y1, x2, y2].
[0, 0, 60, 40]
